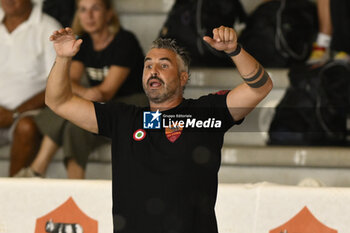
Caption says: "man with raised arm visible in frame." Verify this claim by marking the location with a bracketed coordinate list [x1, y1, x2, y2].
[47, 26, 272, 233]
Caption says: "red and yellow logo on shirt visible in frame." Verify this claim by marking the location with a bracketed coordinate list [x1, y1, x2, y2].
[165, 123, 183, 143]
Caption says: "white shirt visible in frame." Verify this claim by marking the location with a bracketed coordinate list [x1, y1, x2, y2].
[0, 2, 61, 110]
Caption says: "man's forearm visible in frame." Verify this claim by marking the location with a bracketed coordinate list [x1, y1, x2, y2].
[230, 46, 272, 91]
[45, 57, 74, 111]
[230, 47, 261, 80]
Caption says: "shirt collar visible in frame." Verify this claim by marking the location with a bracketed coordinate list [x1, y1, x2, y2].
[27, 2, 43, 25]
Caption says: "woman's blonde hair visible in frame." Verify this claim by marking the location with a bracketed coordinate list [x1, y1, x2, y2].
[71, 0, 120, 36]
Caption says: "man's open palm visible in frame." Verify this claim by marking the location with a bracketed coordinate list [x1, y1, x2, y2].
[49, 27, 83, 58]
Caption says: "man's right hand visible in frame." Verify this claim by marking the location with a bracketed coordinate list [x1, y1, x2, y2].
[49, 27, 83, 58]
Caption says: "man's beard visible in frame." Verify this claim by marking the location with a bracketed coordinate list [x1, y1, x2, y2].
[143, 75, 179, 104]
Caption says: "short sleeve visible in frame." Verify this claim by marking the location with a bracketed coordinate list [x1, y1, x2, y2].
[198, 90, 244, 132]
[94, 101, 117, 137]
[94, 101, 138, 137]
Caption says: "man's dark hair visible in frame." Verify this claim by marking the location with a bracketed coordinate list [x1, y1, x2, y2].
[151, 38, 191, 73]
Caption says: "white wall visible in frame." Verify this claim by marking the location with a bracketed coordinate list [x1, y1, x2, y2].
[0, 179, 347, 233]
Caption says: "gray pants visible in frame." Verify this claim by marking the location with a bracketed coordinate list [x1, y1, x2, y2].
[35, 93, 148, 169]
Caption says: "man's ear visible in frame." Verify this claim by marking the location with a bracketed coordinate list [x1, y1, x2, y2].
[180, 72, 189, 87]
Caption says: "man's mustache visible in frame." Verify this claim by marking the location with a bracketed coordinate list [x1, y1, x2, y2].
[147, 75, 164, 85]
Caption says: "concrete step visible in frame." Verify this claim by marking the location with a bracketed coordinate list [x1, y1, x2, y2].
[219, 164, 350, 187]
[11, 144, 350, 171]
[114, 0, 262, 14]
[189, 68, 289, 89]
[186, 68, 289, 147]
[2, 143, 350, 178]
[222, 145, 350, 168]
[115, 0, 174, 14]
[219, 145, 350, 187]
[0, 158, 112, 179]
[2, 145, 350, 187]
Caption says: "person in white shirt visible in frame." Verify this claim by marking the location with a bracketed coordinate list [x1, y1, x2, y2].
[0, 0, 61, 176]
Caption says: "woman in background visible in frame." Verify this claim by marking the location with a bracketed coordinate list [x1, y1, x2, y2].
[15, 0, 147, 178]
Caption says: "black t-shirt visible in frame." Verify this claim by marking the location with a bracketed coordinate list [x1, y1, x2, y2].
[73, 28, 144, 97]
[94, 91, 242, 233]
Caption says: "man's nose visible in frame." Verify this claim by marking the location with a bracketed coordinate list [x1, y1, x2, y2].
[151, 65, 159, 76]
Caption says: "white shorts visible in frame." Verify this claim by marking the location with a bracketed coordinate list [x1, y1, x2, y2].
[0, 110, 41, 146]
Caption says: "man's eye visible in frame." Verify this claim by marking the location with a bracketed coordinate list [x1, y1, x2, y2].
[161, 64, 168, 68]
[145, 65, 152, 69]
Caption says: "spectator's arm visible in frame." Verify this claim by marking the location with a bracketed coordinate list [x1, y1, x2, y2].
[0, 91, 45, 128]
[70, 62, 130, 102]
[0, 107, 15, 128]
[15, 91, 46, 113]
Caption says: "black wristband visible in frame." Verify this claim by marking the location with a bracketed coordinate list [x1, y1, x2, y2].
[226, 43, 242, 57]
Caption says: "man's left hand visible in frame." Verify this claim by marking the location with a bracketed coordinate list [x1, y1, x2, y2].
[203, 26, 238, 54]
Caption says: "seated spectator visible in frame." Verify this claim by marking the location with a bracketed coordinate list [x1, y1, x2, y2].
[307, 0, 350, 64]
[0, 0, 61, 176]
[15, 0, 147, 178]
